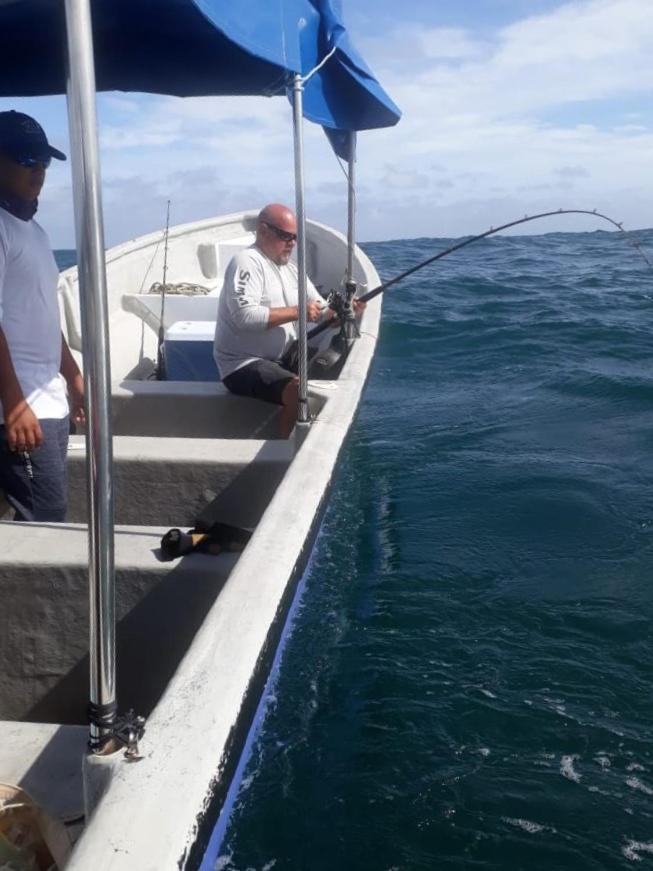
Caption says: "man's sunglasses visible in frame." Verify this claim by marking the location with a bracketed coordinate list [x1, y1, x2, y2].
[14, 156, 51, 169]
[263, 221, 297, 243]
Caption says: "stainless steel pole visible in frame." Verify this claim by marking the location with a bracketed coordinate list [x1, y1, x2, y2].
[64, 0, 116, 750]
[292, 74, 310, 425]
[346, 131, 356, 283]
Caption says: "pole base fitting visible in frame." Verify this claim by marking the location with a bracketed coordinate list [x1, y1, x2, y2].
[296, 399, 311, 424]
[113, 709, 146, 761]
[88, 700, 117, 754]
[88, 702, 145, 760]
[88, 699, 117, 730]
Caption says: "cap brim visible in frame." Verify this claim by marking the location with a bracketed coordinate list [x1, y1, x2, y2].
[48, 145, 66, 161]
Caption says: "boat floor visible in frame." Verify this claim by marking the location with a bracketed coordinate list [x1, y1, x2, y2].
[0, 721, 86, 823]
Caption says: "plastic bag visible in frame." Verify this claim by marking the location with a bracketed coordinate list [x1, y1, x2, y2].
[0, 784, 71, 871]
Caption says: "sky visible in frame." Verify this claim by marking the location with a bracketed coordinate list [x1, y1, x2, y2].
[1, 0, 651, 248]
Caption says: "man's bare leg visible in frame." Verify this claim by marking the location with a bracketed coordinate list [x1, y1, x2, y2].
[280, 378, 299, 438]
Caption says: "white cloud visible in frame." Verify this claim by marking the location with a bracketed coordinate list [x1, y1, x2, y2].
[350, 0, 653, 237]
[375, 1, 653, 124]
[360, 25, 487, 65]
[2, 0, 652, 247]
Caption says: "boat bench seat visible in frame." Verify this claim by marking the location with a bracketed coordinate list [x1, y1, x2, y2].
[0, 522, 240, 724]
[111, 379, 326, 439]
[113, 379, 283, 439]
[66, 435, 293, 528]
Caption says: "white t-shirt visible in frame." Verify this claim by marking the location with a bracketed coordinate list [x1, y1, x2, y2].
[0, 208, 68, 422]
[213, 245, 326, 379]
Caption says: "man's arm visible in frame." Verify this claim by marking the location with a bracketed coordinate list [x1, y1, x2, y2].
[60, 334, 85, 426]
[267, 303, 323, 328]
[0, 326, 43, 451]
[224, 256, 322, 330]
[269, 272, 334, 328]
[306, 275, 338, 325]
[0, 222, 43, 450]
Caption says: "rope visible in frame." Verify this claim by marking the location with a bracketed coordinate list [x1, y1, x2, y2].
[301, 45, 337, 84]
[148, 281, 211, 296]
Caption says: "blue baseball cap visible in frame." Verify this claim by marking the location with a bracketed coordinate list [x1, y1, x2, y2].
[0, 110, 66, 162]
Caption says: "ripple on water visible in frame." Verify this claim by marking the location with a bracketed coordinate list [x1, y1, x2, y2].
[623, 840, 653, 863]
[502, 817, 556, 835]
[626, 777, 653, 797]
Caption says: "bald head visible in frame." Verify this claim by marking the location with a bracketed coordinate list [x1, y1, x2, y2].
[256, 203, 297, 265]
[259, 203, 294, 227]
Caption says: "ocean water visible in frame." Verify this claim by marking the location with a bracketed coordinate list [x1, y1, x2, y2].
[57, 228, 653, 869]
[206, 229, 653, 870]
[55, 250, 76, 272]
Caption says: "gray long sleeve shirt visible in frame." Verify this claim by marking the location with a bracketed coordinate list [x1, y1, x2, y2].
[213, 245, 324, 379]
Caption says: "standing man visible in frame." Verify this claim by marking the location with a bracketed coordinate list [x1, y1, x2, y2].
[214, 203, 336, 438]
[0, 110, 84, 521]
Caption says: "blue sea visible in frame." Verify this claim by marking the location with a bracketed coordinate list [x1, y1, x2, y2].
[58, 229, 653, 869]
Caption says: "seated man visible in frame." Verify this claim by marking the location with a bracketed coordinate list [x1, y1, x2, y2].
[213, 203, 334, 438]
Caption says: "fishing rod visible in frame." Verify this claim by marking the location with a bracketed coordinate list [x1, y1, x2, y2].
[156, 199, 171, 379]
[305, 208, 652, 345]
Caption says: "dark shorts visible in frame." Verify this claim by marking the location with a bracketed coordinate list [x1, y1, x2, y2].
[0, 416, 70, 522]
[223, 359, 296, 406]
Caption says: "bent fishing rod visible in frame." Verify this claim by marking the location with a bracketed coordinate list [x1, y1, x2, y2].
[306, 208, 652, 344]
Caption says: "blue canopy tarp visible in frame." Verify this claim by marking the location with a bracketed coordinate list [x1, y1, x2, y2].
[0, 0, 399, 152]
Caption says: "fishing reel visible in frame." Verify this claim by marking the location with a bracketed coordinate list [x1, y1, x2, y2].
[282, 280, 363, 377]
[328, 279, 361, 344]
[308, 280, 361, 377]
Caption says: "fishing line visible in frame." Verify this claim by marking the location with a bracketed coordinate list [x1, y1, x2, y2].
[307, 208, 653, 343]
[137, 226, 163, 294]
[156, 199, 171, 379]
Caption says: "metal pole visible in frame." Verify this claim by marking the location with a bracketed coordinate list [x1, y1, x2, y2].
[346, 131, 356, 284]
[292, 74, 310, 425]
[64, 0, 116, 750]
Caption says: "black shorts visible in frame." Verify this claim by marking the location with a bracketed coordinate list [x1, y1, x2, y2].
[223, 359, 296, 405]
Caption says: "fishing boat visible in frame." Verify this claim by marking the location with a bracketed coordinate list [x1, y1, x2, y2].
[0, 1, 399, 868]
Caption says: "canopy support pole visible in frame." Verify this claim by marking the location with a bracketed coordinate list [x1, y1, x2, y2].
[292, 74, 310, 426]
[64, 0, 117, 751]
[346, 131, 357, 284]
